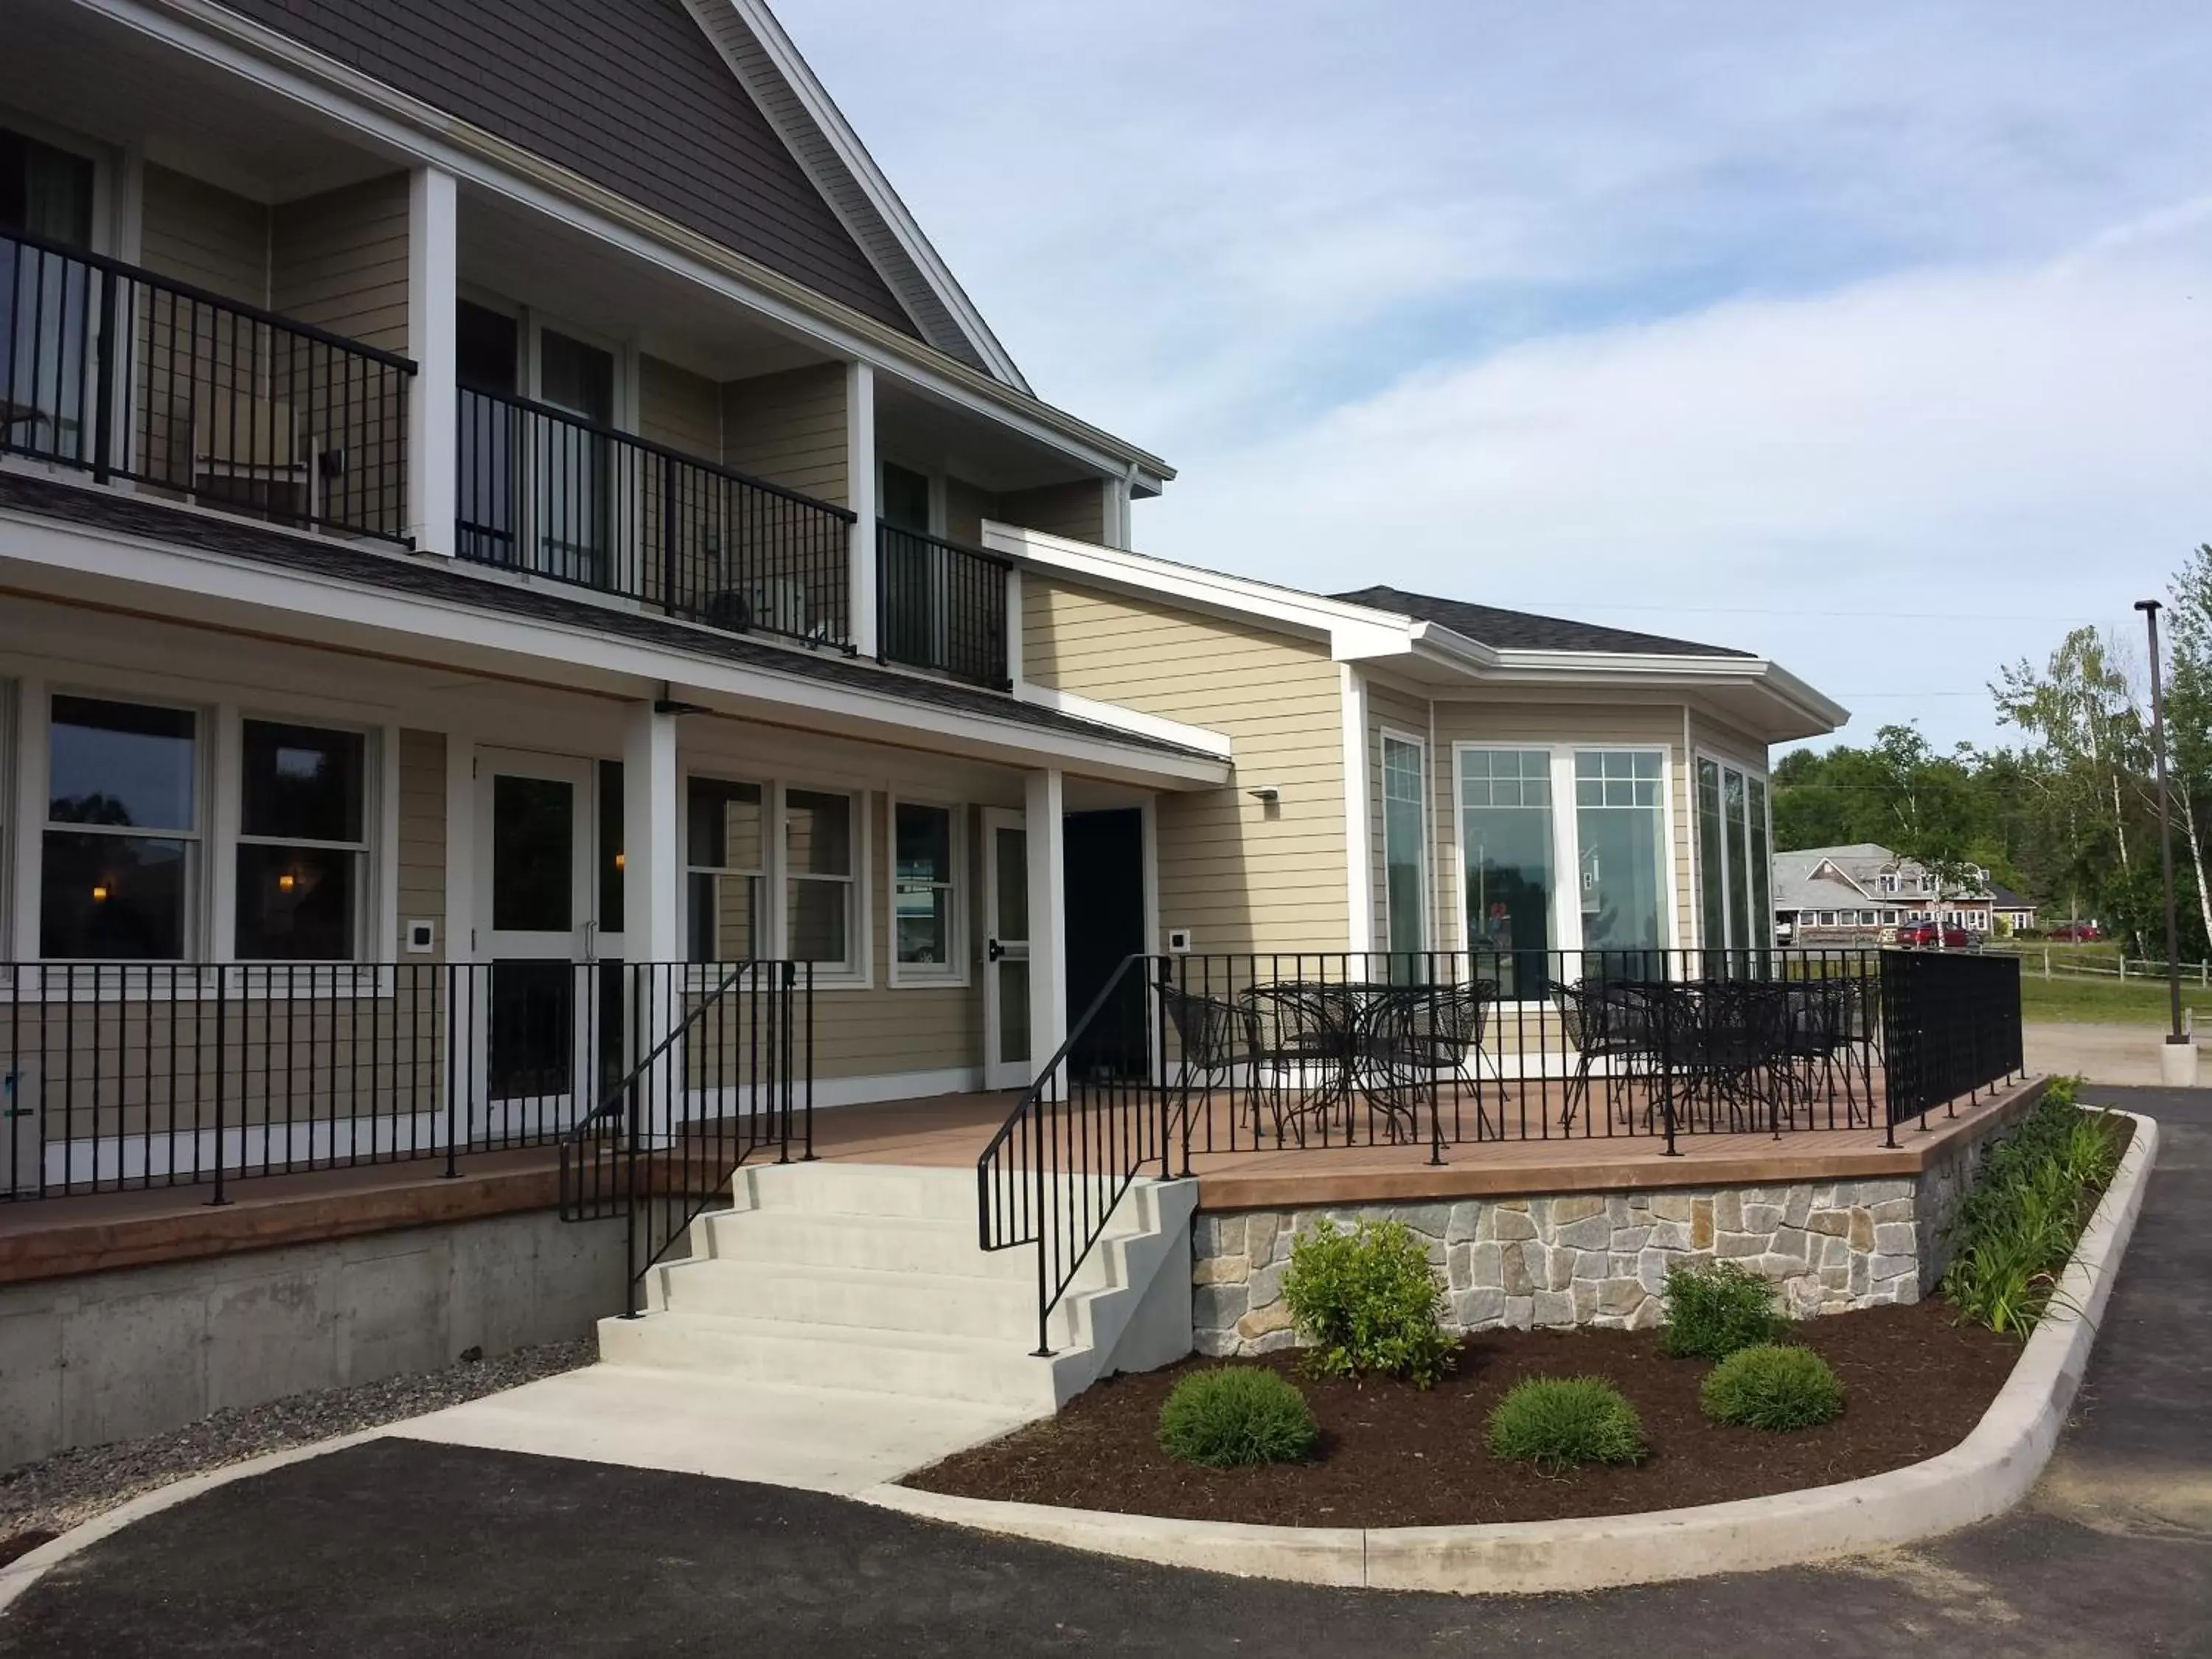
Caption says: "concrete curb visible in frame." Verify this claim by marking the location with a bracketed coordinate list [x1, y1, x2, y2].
[0, 1427, 390, 1618]
[859, 1107, 2160, 1596]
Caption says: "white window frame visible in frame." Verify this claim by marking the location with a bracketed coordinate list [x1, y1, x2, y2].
[230, 712, 379, 966]
[1450, 741, 1677, 988]
[1692, 748, 1773, 953]
[1379, 727, 1430, 959]
[777, 782, 870, 988]
[681, 769, 768, 968]
[886, 793, 967, 987]
[39, 688, 206, 965]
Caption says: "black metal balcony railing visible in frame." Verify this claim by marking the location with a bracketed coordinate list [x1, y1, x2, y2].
[877, 521, 1012, 689]
[0, 226, 415, 543]
[456, 386, 856, 652]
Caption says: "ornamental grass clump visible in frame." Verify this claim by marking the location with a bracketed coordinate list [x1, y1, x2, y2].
[1660, 1259, 1782, 1360]
[1700, 1344, 1845, 1431]
[1281, 1217, 1456, 1388]
[1941, 1078, 2123, 1336]
[1484, 1377, 1647, 1472]
[1157, 1368, 1318, 1468]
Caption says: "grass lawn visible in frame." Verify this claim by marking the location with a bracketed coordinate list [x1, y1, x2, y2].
[2020, 969, 2212, 1026]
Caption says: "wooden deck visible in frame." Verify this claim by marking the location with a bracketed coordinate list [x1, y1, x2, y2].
[0, 1077, 2042, 1285]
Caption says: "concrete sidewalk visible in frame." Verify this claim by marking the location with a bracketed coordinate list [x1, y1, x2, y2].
[2025, 1021, 2201, 1085]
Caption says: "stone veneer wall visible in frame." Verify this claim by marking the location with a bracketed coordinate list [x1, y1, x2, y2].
[1193, 1098, 2026, 1357]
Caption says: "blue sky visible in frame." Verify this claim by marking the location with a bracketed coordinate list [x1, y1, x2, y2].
[782, 0, 2212, 750]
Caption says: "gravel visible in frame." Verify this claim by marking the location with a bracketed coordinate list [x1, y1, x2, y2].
[0, 1339, 596, 1558]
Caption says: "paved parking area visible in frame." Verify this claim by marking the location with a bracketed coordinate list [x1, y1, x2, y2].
[2, 1085, 2203, 1658]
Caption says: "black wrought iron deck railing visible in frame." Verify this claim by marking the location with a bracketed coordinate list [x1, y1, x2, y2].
[877, 521, 1012, 689]
[0, 960, 810, 1220]
[978, 946, 2026, 1354]
[456, 384, 857, 652]
[1, 226, 416, 543]
[558, 959, 812, 1314]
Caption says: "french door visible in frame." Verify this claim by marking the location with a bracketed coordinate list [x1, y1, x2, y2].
[1697, 757, 1773, 960]
[981, 808, 1032, 1091]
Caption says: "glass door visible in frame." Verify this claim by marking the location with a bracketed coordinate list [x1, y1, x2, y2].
[475, 750, 595, 1124]
[981, 808, 1031, 1091]
[535, 328, 613, 588]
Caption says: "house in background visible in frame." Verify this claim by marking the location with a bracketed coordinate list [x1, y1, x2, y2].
[1773, 844, 2005, 942]
[1989, 883, 2038, 935]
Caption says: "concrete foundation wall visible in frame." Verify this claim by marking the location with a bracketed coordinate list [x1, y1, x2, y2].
[0, 1209, 625, 1470]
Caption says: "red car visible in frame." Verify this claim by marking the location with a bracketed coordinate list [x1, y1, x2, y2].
[2045, 920, 2101, 942]
[1895, 919, 1971, 949]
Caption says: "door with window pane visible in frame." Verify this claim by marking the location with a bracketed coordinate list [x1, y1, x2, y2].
[1458, 748, 1554, 998]
[1, 129, 97, 467]
[981, 808, 1030, 1089]
[1697, 755, 1773, 964]
[475, 751, 594, 1114]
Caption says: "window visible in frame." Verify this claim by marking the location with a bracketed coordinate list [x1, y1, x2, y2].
[1880, 874, 1897, 894]
[234, 720, 368, 961]
[785, 788, 858, 974]
[42, 695, 198, 959]
[1459, 748, 1554, 996]
[686, 776, 763, 964]
[1695, 754, 1772, 957]
[891, 801, 959, 978]
[1575, 751, 1666, 970]
[1820, 911, 1838, 928]
[1381, 734, 1427, 960]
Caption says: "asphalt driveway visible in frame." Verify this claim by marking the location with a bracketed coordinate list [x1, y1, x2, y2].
[3, 1084, 2204, 1658]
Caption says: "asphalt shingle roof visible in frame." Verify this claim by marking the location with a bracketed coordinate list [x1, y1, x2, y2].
[1332, 584, 1752, 659]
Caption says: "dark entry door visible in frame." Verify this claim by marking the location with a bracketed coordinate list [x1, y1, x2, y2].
[1062, 809, 1147, 1079]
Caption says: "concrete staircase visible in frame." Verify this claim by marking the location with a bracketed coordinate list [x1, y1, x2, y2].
[595, 1161, 1197, 1413]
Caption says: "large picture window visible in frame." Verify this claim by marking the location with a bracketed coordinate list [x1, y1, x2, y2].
[42, 696, 198, 960]
[1381, 734, 1427, 963]
[785, 788, 858, 974]
[234, 720, 369, 961]
[891, 801, 960, 979]
[1458, 748, 1554, 996]
[686, 776, 763, 964]
[1574, 750, 1667, 973]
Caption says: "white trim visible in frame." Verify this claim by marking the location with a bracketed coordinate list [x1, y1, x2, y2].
[445, 727, 476, 961]
[687, 0, 1031, 391]
[1377, 725, 1430, 956]
[1012, 683, 1233, 760]
[846, 361, 878, 659]
[1340, 665, 1373, 953]
[1004, 566, 1025, 689]
[1023, 768, 1066, 1081]
[206, 703, 240, 961]
[406, 166, 458, 555]
[0, 504, 1230, 790]
[886, 792, 968, 988]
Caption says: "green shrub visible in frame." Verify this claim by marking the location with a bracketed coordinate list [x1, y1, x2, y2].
[1281, 1217, 1456, 1388]
[1941, 1079, 2123, 1335]
[1157, 1368, 1318, 1467]
[1700, 1344, 1845, 1430]
[1484, 1377, 1647, 1472]
[1660, 1259, 1781, 1359]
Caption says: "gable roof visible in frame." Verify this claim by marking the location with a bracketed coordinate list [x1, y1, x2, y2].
[1330, 585, 1752, 659]
[210, 0, 1019, 383]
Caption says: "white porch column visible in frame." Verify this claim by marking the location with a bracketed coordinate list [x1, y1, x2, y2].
[1339, 664, 1374, 958]
[846, 360, 877, 656]
[1025, 767, 1068, 1081]
[622, 700, 684, 966]
[406, 166, 458, 556]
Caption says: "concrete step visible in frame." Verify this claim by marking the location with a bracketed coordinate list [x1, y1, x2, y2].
[595, 1309, 1087, 1411]
[698, 1208, 1036, 1279]
[737, 1161, 978, 1223]
[653, 1256, 1077, 1345]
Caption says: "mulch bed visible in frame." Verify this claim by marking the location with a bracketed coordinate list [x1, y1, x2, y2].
[908, 1303, 2020, 1528]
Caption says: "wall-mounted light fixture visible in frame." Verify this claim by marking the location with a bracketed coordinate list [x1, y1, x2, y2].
[1245, 785, 1281, 804]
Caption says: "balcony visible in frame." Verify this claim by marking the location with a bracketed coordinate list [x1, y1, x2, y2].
[876, 523, 1013, 689]
[3, 229, 1023, 692]
[1, 227, 414, 544]
[453, 385, 857, 654]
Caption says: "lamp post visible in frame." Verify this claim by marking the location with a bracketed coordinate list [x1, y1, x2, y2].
[2135, 598, 2193, 1082]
